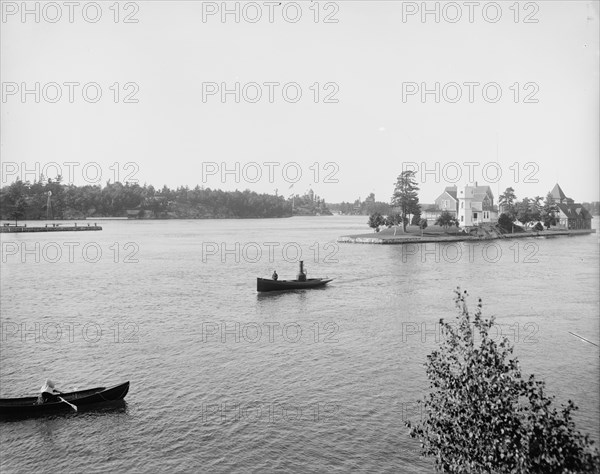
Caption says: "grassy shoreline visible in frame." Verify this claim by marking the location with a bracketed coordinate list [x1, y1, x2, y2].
[337, 226, 595, 245]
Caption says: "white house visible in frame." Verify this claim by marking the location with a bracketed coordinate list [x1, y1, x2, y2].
[433, 183, 496, 227]
[456, 182, 496, 227]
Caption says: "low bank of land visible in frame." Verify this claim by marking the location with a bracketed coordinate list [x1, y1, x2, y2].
[0, 225, 103, 233]
[337, 225, 595, 245]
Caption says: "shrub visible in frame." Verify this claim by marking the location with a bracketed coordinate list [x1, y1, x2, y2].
[368, 212, 385, 232]
[498, 213, 514, 233]
[435, 211, 457, 229]
[411, 214, 422, 226]
[407, 289, 600, 473]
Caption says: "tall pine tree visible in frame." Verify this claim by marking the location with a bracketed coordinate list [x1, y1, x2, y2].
[391, 171, 420, 233]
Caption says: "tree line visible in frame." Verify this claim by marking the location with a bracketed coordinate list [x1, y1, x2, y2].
[0, 178, 312, 221]
[329, 193, 392, 216]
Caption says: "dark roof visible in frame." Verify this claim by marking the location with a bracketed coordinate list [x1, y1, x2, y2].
[437, 185, 492, 204]
[556, 203, 593, 219]
[473, 192, 491, 202]
[473, 185, 493, 199]
[444, 186, 457, 199]
[550, 184, 570, 202]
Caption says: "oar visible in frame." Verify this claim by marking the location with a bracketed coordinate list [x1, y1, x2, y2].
[58, 396, 78, 412]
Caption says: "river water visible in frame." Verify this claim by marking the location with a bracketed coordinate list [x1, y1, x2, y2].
[1, 216, 598, 473]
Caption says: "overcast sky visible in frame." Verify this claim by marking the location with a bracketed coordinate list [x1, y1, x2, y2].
[1, 1, 599, 204]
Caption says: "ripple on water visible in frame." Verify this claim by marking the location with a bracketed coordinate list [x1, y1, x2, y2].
[1, 218, 598, 473]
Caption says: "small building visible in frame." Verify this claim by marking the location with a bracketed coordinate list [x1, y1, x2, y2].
[550, 184, 593, 230]
[556, 204, 593, 229]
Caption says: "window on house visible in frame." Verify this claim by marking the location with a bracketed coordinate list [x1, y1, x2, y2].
[461, 216, 464, 222]
[473, 213, 478, 219]
[461, 202, 464, 208]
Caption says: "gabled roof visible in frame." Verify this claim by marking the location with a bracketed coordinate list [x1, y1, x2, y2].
[437, 190, 457, 202]
[549, 183, 575, 203]
[473, 185, 494, 200]
[550, 184, 567, 201]
[473, 192, 491, 202]
[556, 203, 593, 219]
[466, 187, 493, 204]
[444, 186, 457, 199]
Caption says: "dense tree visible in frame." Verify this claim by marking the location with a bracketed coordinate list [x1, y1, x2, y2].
[516, 197, 533, 228]
[435, 211, 457, 229]
[530, 196, 543, 224]
[407, 289, 600, 473]
[0, 181, 305, 220]
[419, 218, 428, 236]
[391, 171, 421, 232]
[515, 196, 544, 228]
[542, 193, 559, 228]
[385, 213, 402, 228]
[410, 212, 422, 226]
[368, 212, 385, 232]
[497, 213, 514, 233]
[499, 187, 517, 219]
[291, 193, 332, 216]
[329, 197, 391, 216]
[3, 180, 28, 225]
[9, 195, 27, 225]
[532, 195, 543, 216]
[582, 202, 600, 215]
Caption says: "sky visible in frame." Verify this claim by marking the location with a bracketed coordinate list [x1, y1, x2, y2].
[1, 0, 599, 204]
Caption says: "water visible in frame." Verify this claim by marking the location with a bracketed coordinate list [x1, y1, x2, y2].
[1, 217, 598, 473]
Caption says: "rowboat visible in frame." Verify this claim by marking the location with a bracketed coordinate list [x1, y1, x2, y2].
[0, 381, 130, 417]
[257, 277, 333, 292]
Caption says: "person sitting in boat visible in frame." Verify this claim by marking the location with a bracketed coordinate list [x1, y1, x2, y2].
[272, 270, 278, 281]
[38, 379, 63, 404]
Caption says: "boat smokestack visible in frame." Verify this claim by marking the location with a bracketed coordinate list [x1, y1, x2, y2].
[297, 260, 306, 281]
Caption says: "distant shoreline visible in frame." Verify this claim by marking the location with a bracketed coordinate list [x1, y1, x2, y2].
[0, 225, 102, 233]
[0, 214, 341, 224]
